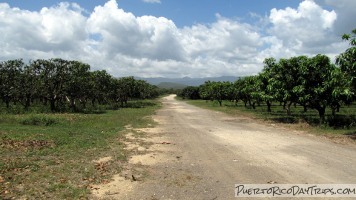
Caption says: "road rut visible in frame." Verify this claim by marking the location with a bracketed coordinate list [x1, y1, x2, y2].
[93, 95, 356, 199]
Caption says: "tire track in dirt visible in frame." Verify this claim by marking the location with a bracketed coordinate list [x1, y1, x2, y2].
[91, 95, 356, 200]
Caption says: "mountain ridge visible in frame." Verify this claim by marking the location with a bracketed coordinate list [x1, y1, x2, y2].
[137, 76, 240, 87]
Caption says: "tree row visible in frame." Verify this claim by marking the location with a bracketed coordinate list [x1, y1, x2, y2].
[0, 58, 159, 112]
[179, 30, 356, 122]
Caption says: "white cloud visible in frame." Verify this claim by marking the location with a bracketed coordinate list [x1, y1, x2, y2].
[87, 0, 185, 61]
[179, 15, 263, 76]
[0, 2, 87, 59]
[320, 0, 356, 34]
[142, 0, 161, 4]
[0, 0, 352, 78]
[267, 0, 345, 58]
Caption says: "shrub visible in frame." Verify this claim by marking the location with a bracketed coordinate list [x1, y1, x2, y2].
[21, 115, 58, 126]
[327, 115, 356, 129]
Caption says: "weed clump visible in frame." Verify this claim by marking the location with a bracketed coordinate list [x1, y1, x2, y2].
[21, 115, 58, 126]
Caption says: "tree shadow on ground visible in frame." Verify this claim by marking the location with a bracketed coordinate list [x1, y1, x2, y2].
[125, 101, 157, 108]
[267, 114, 355, 129]
[344, 132, 356, 140]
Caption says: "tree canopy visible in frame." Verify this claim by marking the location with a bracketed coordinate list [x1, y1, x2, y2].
[0, 58, 159, 113]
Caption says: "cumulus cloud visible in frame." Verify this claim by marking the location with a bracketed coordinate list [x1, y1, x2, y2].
[267, 0, 341, 57]
[0, 0, 352, 77]
[0, 2, 87, 59]
[179, 15, 263, 76]
[320, 0, 356, 34]
[87, 0, 184, 61]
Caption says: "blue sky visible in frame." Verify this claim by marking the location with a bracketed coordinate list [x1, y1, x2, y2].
[5, 0, 303, 27]
[0, 0, 355, 77]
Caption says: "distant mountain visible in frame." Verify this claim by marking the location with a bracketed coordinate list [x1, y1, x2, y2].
[156, 82, 187, 89]
[137, 76, 240, 87]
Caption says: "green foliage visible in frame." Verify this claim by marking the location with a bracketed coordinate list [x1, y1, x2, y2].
[301, 55, 334, 122]
[21, 115, 58, 126]
[336, 28, 356, 98]
[0, 100, 158, 199]
[0, 58, 159, 113]
[180, 47, 354, 124]
[178, 86, 201, 99]
[0, 59, 24, 108]
[186, 99, 356, 132]
[198, 81, 233, 106]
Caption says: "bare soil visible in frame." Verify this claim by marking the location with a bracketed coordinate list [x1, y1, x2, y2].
[91, 95, 356, 200]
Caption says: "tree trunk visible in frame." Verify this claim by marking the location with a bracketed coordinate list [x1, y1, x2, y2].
[252, 102, 256, 109]
[317, 106, 326, 124]
[331, 107, 336, 117]
[266, 100, 272, 112]
[70, 98, 76, 112]
[43, 98, 47, 106]
[91, 99, 96, 107]
[24, 97, 31, 110]
[286, 102, 293, 116]
[81, 99, 87, 109]
[303, 105, 308, 112]
[4, 97, 10, 108]
[218, 100, 222, 106]
[50, 98, 56, 112]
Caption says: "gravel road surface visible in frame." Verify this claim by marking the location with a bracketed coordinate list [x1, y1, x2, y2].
[93, 95, 356, 200]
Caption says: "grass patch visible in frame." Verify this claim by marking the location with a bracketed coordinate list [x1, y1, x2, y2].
[184, 99, 356, 137]
[20, 115, 59, 126]
[0, 99, 160, 199]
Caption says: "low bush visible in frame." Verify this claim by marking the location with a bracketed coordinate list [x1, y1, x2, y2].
[21, 115, 58, 126]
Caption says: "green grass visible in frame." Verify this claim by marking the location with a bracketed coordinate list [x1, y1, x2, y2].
[0, 100, 160, 199]
[184, 99, 356, 137]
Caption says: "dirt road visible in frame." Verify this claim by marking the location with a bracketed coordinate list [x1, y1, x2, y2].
[92, 95, 356, 199]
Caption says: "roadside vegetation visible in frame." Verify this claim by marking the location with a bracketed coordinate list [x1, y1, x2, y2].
[185, 99, 355, 136]
[178, 29, 356, 136]
[0, 28, 354, 198]
[0, 102, 158, 199]
[0, 58, 161, 113]
[0, 58, 165, 199]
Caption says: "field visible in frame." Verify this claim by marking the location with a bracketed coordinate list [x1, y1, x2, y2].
[185, 99, 356, 138]
[0, 100, 159, 199]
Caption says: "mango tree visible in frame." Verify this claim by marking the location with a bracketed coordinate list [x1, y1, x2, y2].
[234, 76, 258, 109]
[180, 86, 200, 100]
[19, 62, 40, 110]
[268, 56, 306, 115]
[116, 76, 137, 107]
[301, 55, 337, 123]
[65, 61, 91, 111]
[210, 81, 232, 106]
[90, 70, 113, 107]
[328, 67, 353, 116]
[0, 59, 24, 108]
[31, 59, 72, 112]
[199, 81, 213, 101]
[336, 28, 356, 100]
[258, 58, 278, 112]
